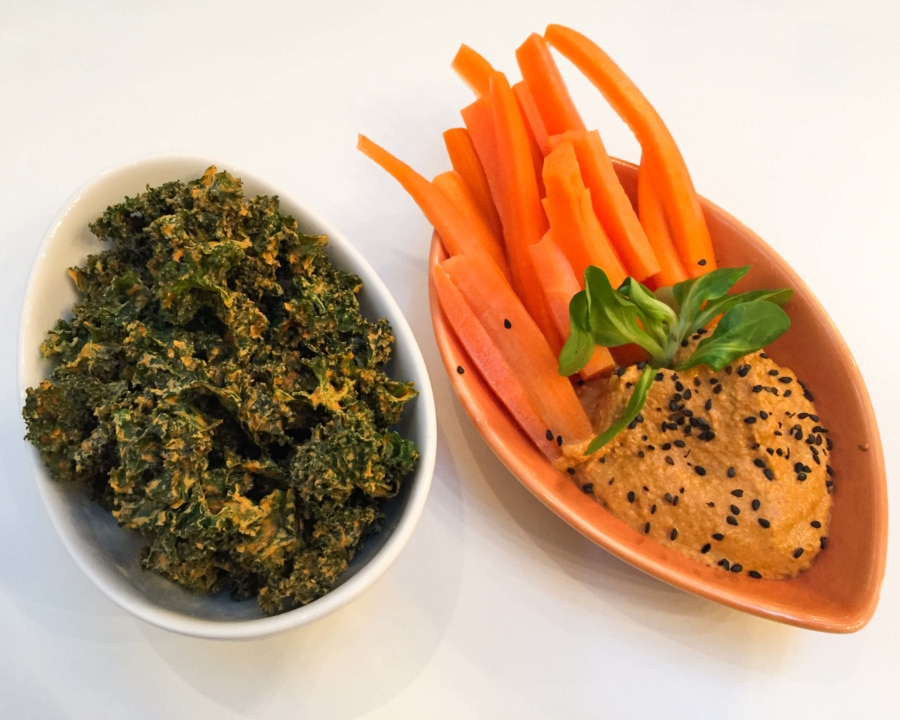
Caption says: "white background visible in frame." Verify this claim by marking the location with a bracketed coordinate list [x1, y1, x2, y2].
[2, 1, 897, 717]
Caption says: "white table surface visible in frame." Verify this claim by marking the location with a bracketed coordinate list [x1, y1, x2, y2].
[2, 1, 897, 717]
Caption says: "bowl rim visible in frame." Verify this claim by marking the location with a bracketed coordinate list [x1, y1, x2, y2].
[428, 158, 887, 633]
[18, 154, 437, 639]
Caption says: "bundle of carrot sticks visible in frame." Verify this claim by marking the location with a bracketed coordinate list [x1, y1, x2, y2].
[358, 24, 716, 460]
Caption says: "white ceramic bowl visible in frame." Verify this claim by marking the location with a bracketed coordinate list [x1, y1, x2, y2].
[18, 155, 437, 639]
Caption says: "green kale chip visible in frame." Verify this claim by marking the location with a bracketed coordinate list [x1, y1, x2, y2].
[23, 167, 419, 615]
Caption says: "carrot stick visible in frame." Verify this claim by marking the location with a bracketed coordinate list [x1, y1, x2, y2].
[512, 80, 551, 156]
[541, 139, 627, 288]
[543, 24, 716, 276]
[460, 96, 507, 231]
[451, 43, 495, 98]
[440, 252, 593, 448]
[432, 170, 510, 278]
[528, 231, 616, 379]
[486, 71, 559, 348]
[357, 134, 503, 270]
[432, 263, 561, 459]
[512, 82, 548, 199]
[515, 32, 587, 138]
[637, 154, 688, 288]
[442, 127, 502, 238]
[565, 129, 660, 281]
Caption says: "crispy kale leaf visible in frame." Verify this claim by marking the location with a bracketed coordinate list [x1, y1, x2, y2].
[23, 167, 419, 615]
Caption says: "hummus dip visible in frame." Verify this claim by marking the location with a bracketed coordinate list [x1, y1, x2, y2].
[559, 350, 832, 579]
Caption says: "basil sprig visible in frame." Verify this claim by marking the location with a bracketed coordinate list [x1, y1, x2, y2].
[560, 266, 792, 454]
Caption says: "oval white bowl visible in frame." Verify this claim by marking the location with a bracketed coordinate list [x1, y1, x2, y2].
[18, 155, 437, 640]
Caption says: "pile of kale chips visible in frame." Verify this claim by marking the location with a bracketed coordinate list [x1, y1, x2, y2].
[23, 167, 419, 615]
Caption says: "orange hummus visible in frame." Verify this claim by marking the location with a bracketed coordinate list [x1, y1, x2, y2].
[559, 350, 832, 579]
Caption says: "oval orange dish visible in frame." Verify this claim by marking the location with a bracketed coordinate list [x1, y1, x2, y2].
[429, 160, 887, 633]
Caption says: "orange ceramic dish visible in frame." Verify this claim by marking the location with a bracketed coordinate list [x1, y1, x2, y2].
[429, 160, 887, 633]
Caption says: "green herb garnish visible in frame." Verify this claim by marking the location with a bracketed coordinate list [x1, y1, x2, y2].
[560, 266, 792, 454]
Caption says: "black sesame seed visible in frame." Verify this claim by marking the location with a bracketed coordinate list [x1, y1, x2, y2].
[768, 369, 779, 376]
[557, 435, 563, 446]
[674, 439, 686, 448]
[719, 559, 731, 570]
[764, 468, 775, 480]
[737, 364, 751, 377]
[683, 389, 693, 400]
[792, 547, 804, 559]
[650, 504, 657, 514]
[503, 318, 512, 329]
[752, 384, 763, 393]
[700, 543, 711, 554]
[731, 489, 744, 497]
[662, 442, 672, 451]
[778, 376, 793, 384]
[644, 522, 651, 534]
[759, 410, 769, 420]
[743, 416, 757, 424]
[654, 372, 664, 381]
[665, 456, 674, 466]
[545, 429, 554, 441]
[567, 467, 576, 475]
[627, 491, 636, 503]
[730, 564, 743, 573]
[704, 399, 713, 411]
[694, 466, 707, 476]
[820, 537, 828, 550]
[796, 472, 807, 481]
[712, 533, 725, 541]
[581, 483, 594, 494]
[698, 258, 708, 266]
[748, 570, 762, 579]
[783, 389, 792, 397]
[753, 458, 766, 468]
[810, 520, 822, 529]
[727, 466, 736, 478]
[751, 499, 761, 511]
[670, 528, 678, 541]
[456, 365, 465, 374]
[713, 385, 723, 395]
[698, 430, 715, 442]
[730, 505, 741, 515]
[726, 516, 738, 526]
[758, 518, 771, 529]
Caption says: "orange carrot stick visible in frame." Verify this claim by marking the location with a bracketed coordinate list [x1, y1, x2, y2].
[442, 127, 502, 238]
[565, 129, 660, 281]
[512, 80, 551, 156]
[541, 139, 627, 287]
[515, 32, 587, 138]
[637, 153, 688, 288]
[357, 134, 503, 269]
[487, 71, 559, 347]
[451, 43, 495, 98]
[512, 81, 548, 199]
[432, 263, 561, 459]
[544, 24, 716, 276]
[528, 231, 616, 379]
[460, 96, 507, 231]
[440, 252, 593, 448]
[432, 170, 510, 278]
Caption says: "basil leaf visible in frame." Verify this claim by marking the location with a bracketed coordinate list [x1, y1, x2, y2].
[690, 287, 793, 332]
[584, 364, 656, 454]
[583, 267, 665, 359]
[678, 301, 790, 371]
[673, 266, 749, 322]
[619, 277, 677, 341]
[559, 291, 597, 376]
